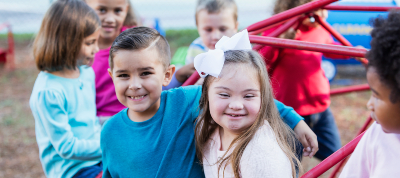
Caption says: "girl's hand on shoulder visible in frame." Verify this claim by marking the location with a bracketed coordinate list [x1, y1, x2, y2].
[293, 120, 318, 158]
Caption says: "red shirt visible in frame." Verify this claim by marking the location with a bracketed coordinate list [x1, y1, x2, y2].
[258, 25, 345, 116]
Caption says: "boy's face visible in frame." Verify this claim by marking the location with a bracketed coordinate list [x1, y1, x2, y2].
[197, 9, 238, 50]
[109, 48, 174, 121]
[86, 0, 128, 42]
[367, 66, 400, 134]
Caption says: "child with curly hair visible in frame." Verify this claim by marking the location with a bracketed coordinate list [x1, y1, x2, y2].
[339, 10, 400, 177]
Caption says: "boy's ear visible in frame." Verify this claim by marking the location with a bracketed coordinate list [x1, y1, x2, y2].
[235, 21, 239, 32]
[162, 64, 176, 87]
[108, 68, 114, 81]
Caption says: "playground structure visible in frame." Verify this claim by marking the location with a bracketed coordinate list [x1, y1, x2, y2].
[0, 22, 15, 70]
[182, 0, 397, 177]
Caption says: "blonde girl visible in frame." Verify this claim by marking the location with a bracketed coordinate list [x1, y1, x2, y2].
[195, 31, 302, 178]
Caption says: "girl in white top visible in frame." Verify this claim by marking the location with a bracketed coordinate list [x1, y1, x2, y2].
[194, 30, 302, 178]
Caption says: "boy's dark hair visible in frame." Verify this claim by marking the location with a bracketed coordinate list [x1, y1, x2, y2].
[33, 0, 100, 72]
[195, 0, 237, 25]
[367, 10, 400, 103]
[109, 27, 171, 70]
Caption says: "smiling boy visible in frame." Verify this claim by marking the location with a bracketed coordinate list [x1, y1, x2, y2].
[101, 27, 315, 177]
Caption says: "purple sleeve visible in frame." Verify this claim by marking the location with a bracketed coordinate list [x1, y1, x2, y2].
[162, 73, 183, 90]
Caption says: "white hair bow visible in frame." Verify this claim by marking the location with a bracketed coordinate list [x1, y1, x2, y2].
[194, 29, 252, 78]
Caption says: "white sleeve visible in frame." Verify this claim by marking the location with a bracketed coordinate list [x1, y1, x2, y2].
[240, 124, 292, 178]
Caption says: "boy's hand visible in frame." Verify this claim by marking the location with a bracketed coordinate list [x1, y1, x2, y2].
[175, 63, 196, 83]
[293, 120, 318, 158]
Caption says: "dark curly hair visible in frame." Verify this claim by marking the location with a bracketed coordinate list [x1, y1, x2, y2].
[367, 10, 400, 103]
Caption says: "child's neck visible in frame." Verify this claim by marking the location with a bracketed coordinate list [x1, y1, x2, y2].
[219, 127, 239, 151]
[48, 67, 80, 79]
[127, 98, 161, 123]
[98, 37, 116, 50]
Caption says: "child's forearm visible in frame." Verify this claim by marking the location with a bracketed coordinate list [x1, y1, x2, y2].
[273, 99, 303, 129]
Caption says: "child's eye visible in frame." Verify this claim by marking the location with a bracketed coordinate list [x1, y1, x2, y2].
[115, 8, 122, 14]
[117, 74, 129, 78]
[205, 28, 212, 32]
[219, 93, 229, 97]
[99, 8, 106, 13]
[220, 28, 227, 32]
[140, 72, 152, 76]
[244, 95, 255, 98]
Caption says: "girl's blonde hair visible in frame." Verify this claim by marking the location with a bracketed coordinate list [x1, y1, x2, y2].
[195, 50, 302, 178]
[33, 0, 100, 72]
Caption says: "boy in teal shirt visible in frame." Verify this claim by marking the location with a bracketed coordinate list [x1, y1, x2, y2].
[101, 27, 317, 177]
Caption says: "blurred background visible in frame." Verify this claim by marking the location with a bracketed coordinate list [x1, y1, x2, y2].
[0, 0, 397, 177]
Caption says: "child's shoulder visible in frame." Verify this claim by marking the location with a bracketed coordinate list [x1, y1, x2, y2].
[163, 85, 202, 97]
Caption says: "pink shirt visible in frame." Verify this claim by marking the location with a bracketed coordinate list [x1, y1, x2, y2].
[92, 26, 132, 116]
[339, 122, 400, 178]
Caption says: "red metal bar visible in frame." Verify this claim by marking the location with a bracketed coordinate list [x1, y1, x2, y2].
[328, 117, 373, 178]
[330, 84, 370, 96]
[247, 0, 338, 32]
[301, 131, 366, 178]
[249, 35, 367, 57]
[267, 16, 301, 38]
[182, 72, 200, 86]
[324, 5, 400, 11]
[249, 20, 287, 35]
[314, 15, 352, 47]
[7, 25, 15, 70]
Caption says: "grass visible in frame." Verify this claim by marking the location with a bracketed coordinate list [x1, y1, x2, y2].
[0, 33, 35, 43]
[166, 28, 199, 54]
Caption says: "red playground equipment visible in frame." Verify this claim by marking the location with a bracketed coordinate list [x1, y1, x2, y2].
[0, 22, 15, 70]
[181, 0, 396, 177]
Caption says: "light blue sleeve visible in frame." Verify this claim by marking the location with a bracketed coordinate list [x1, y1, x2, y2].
[36, 90, 102, 160]
[162, 73, 183, 90]
[274, 99, 304, 129]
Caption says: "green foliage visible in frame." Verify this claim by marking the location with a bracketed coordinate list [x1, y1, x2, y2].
[0, 33, 35, 42]
[165, 29, 199, 54]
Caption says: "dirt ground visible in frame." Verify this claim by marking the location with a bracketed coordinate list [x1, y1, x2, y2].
[0, 41, 370, 178]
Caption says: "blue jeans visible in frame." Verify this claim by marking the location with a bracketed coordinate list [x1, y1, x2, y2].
[73, 162, 103, 178]
[303, 108, 341, 160]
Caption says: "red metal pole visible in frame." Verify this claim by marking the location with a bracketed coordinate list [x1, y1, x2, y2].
[330, 84, 370, 96]
[324, 5, 400, 11]
[249, 35, 367, 57]
[247, 0, 338, 32]
[328, 117, 373, 178]
[267, 16, 301, 37]
[301, 131, 366, 178]
[182, 72, 200, 86]
[6, 25, 15, 70]
[314, 15, 352, 47]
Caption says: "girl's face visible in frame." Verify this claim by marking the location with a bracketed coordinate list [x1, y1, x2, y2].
[197, 9, 238, 50]
[77, 30, 100, 66]
[208, 65, 261, 135]
[86, 0, 128, 41]
[367, 66, 400, 134]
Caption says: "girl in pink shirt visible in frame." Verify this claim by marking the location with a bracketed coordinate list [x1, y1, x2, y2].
[340, 10, 400, 178]
[84, 0, 139, 123]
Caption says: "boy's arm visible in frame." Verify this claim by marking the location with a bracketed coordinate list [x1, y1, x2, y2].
[274, 99, 318, 157]
[101, 128, 112, 178]
[36, 90, 102, 160]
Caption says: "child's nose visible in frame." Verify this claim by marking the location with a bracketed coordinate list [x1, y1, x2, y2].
[104, 14, 116, 24]
[211, 31, 222, 40]
[229, 100, 244, 110]
[128, 78, 142, 90]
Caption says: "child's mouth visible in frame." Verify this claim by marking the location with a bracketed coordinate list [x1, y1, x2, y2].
[225, 113, 246, 118]
[129, 94, 147, 101]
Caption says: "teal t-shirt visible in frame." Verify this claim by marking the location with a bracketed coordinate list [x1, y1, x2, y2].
[101, 85, 302, 178]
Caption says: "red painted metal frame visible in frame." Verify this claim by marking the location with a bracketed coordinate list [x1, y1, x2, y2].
[247, 0, 338, 32]
[0, 23, 15, 70]
[330, 84, 370, 96]
[249, 35, 367, 57]
[301, 131, 366, 178]
[314, 15, 352, 47]
[324, 5, 400, 11]
[328, 116, 373, 178]
[182, 72, 200, 86]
